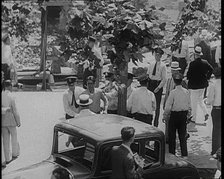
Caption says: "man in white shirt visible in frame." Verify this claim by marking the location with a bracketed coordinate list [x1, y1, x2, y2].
[147, 47, 167, 127]
[206, 67, 221, 156]
[215, 44, 221, 67]
[63, 76, 85, 119]
[163, 73, 191, 159]
[127, 74, 156, 125]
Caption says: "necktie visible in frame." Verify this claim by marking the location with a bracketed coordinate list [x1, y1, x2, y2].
[71, 91, 79, 108]
[152, 62, 157, 76]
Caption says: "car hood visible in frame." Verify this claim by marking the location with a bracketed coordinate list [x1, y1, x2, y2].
[164, 153, 196, 169]
[2, 158, 91, 179]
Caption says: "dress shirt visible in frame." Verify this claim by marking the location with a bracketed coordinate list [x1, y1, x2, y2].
[163, 85, 191, 120]
[207, 79, 221, 106]
[76, 109, 96, 118]
[121, 144, 133, 156]
[127, 85, 135, 100]
[2, 43, 14, 66]
[82, 88, 107, 113]
[173, 40, 190, 62]
[104, 82, 118, 111]
[215, 45, 221, 64]
[63, 87, 85, 117]
[127, 86, 156, 115]
[147, 61, 167, 89]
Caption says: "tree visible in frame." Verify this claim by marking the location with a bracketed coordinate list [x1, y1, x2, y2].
[67, 0, 165, 115]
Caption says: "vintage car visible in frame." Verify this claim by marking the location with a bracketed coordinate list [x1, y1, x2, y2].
[3, 114, 200, 179]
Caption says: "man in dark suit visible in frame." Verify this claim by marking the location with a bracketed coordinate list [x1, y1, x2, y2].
[187, 45, 213, 132]
[111, 127, 143, 179]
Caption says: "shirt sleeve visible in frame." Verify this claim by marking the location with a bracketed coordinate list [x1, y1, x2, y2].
[158, 64, 167, 89]
[100, 90, 108, 108]
[152, 93, 156, 111]
[11, 97, 20, 126]
[127, 92, 134, 112]
[163, 91, 174, 119]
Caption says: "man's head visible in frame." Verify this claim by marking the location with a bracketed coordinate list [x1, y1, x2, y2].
[154, 47, 164, 62]
[2, 33, 10, 45]
[173, 72, 183, 85]
[51, 167, 70, 179]
[137, 74, 148, 87]
[88, 36, 96, 49]
[121, 127, 135, 144]
[194, 45, 203, 59]
[66, 76, 77, 91]
[87, 76, 95, 92]
[170, 61, 181, 76]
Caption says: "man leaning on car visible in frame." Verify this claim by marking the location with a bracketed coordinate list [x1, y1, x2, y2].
[111, 127, 143, 179]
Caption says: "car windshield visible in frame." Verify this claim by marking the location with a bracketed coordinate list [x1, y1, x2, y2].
[56, 130, 95, 170]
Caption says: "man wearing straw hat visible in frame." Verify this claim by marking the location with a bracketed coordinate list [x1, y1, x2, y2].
[163, 61, 189, 143]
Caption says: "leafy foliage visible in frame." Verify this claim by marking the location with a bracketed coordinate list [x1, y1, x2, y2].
[170, 0, 221, 52]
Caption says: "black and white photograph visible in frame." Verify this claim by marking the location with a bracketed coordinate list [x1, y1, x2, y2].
[1, 0, 221, 178]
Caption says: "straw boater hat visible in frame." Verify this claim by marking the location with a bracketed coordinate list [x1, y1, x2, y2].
[194, 46, 203, 56]
[66, 76, 77, 85]
[170, 61, 181, 71]
[76, 94, 93, 106]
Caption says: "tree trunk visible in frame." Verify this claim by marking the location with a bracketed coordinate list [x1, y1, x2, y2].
[117, 52, 129, 116]
[40, 7, 48, 90]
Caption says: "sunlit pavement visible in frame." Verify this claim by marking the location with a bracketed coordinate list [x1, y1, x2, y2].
[2, 87, 218, 177]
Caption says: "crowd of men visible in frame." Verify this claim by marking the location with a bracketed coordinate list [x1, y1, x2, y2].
[2, 28, 221, 178]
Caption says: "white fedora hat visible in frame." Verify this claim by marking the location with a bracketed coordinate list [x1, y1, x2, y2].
[76, 94, 93, 106]
[194, 46, 203, 55]
[170, 61, 181, 71]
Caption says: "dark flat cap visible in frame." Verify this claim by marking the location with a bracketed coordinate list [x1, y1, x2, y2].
[137, 74, 149, 82]
[66, 76, 77, 85]
[154, 47, 164, 55]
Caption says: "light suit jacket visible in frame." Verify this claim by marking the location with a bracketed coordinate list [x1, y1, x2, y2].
[2, 90, 20, 127]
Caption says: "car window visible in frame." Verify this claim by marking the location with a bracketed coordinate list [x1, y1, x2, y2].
[144, 139, 160, 167]
[100, 141, 141, 172]
[56, 131, 95, 170]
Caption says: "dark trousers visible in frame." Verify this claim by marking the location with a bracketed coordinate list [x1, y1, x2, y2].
[133, 113, 153, 125]
[211, 108, 221, 155]
[168, 111, 188, 156]
[172, 57, 187, 75]
[2, 63, 11, 81]
[65, 114, 74, 120]
[148, 80, 163, 127]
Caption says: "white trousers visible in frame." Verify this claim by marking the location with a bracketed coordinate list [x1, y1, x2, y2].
[190, 89, 208, 122]
[2, 127, 20, 162]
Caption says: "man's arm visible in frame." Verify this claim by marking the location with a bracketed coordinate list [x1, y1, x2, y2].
[157, 64, 167, 89]
[206, 62, 214, 79]
[11, 97, 20, 126]
[163, 91, 174, 122]
[124, 155, 143, 179]
[100, 90, 108, 112]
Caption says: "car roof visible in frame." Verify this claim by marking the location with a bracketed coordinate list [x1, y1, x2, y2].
[55, 114, 164, 144]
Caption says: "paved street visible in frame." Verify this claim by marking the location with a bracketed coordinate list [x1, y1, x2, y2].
[2, 89, 217, 177]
